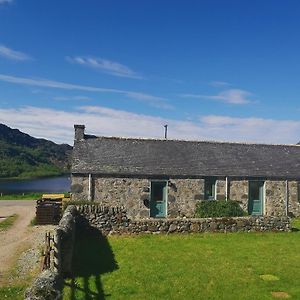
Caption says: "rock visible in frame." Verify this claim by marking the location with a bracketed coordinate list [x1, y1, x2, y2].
[168, 224, 178, 233]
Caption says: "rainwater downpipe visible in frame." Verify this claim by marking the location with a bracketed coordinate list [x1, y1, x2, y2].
[88, 173, 92, 201]
[285, 180, 289, 216]
[225, 177, 228, 201]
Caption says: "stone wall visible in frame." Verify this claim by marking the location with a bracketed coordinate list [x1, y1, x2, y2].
[76, 204, 291, 234]
[288, 181, 300, 217]
[71, 175, 300, 218]
[264, 181, 286, 216]
[229, 180, 248, 211]
[167, 179, 203, 217]
[71, 175, 89, 201]
[25, 206, 77, 300]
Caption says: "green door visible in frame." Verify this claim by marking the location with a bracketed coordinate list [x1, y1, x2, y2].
[150, 181, 167, 218]
[248, 181, 264, 215]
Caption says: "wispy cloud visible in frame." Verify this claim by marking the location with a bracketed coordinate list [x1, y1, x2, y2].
[53, 96, 91, 101]
[0, 0, 13, 4]
[66, 56, 142, 79]
[0, 105, 299, 145]
[0, 45, 31, 61]
[181, 89, 253, 104]
[0, 73, 171, 109]
[209, 81, 230, 88]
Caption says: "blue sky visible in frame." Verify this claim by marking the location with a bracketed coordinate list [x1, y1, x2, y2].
[1, 0, 300, 144]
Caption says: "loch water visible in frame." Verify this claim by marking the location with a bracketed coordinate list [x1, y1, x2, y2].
[0, 175, 71, 194]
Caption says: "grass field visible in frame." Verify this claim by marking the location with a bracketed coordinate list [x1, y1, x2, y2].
[63, 219, 300, 300]
[0, 193, 42, 200]
[0, 214, 18, 231]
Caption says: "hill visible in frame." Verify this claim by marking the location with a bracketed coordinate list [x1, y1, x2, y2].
[0, 124, 72, 178]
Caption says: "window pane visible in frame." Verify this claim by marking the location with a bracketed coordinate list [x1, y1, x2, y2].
[205, 178, 216, 200]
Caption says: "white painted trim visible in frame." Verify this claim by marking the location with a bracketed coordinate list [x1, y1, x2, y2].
[285, 180, 289, 216]
[214, 180, 217, 200]
[263, 181, 266, 216]
[88, 173, 92, 201]
[225, 177, 228, 201]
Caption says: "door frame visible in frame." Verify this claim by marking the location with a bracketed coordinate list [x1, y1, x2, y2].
[150, 180, 168, 218]
[248, 180, 265, 216]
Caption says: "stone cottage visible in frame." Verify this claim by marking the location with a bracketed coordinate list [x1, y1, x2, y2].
[71, 125, 300, 219]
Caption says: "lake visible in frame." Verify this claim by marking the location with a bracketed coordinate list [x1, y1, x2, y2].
[0, 175, 71, 194]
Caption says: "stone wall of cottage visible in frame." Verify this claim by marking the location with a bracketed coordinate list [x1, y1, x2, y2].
[288, 181, 300, 217]
[264, 181, 286, 216]
[71, 175, 90, 201]
[71, 175, 300, 218]
[229, 180, 249, 211]
[167, 179, 204, 217]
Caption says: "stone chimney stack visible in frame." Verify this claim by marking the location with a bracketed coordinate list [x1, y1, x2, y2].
[74, 124, 85, 141]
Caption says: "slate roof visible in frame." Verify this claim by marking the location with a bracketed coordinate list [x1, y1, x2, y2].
[71, 136, 300, 179]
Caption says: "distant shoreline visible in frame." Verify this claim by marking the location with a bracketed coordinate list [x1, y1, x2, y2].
[0, 173, 71, 181]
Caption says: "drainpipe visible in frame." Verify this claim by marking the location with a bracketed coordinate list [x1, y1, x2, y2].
[225, 177, 228, 201]
[88, 173, 92, 201]
[285, 180, 289, 216]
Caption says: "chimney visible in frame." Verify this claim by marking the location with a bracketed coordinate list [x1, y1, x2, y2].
[74, 124, 85, 141]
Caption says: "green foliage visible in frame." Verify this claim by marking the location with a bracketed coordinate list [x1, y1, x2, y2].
[0, 214, 18, 231]
[195, 200, 246, 218]
[0, 286, 26, 300]
[0, 124, 72, 179]
[291, 218, 300, 231]
[30, 216, 37, 226]
[64, 229, 300, 299]
[0, 193, 42, 200]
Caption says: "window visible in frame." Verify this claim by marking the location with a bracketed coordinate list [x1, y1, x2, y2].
[204, 177, 216, 200]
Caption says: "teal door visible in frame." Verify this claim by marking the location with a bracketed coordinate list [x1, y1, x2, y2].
[248, 181, 264, 215]
[150, 181, 167, 218]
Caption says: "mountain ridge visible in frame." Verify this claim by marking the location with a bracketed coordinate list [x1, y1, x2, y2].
[0, 124, 72, 178]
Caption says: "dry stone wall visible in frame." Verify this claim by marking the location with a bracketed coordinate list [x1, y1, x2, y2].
[25, 206, 77, 300]
[76, 204, 291, 234]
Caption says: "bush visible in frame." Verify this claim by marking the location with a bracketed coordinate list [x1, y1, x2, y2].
[195, 200, 246, 218]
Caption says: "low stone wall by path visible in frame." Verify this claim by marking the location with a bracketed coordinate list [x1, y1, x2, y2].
[25, 206, 77, 300]
[76, 205, 291, 234]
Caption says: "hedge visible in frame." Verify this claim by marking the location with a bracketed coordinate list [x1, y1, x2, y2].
[195, 200, 246, 218]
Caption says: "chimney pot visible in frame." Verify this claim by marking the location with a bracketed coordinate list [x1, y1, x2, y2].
[74, 124, 85, 141]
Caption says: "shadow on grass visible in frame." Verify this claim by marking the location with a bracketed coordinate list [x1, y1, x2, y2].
[64, 221, 118, 300]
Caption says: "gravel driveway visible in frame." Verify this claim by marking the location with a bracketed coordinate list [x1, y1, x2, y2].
[0, 200, 54, 283]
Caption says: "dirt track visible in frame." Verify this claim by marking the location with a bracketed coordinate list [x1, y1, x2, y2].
[0, 201, 36, 280]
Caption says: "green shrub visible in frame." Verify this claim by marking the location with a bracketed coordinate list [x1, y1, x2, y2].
[195, 200, 246, 218]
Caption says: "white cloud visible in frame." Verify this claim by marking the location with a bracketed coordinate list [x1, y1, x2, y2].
[0, 73, 171, 109]
[66, 56, 142, 79]
[0, 45, 31, 61]
[181, 89, 253, 104]
[0, 0, 13, 4]
[0, 106, 299, 145]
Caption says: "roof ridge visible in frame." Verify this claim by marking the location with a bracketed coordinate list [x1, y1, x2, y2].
[86, 135, 300, 147]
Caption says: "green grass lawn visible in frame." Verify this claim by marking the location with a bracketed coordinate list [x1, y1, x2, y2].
[0, 214, 18, 231]
[64, 219, 300, 300]
[0, 193, 42, 200]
